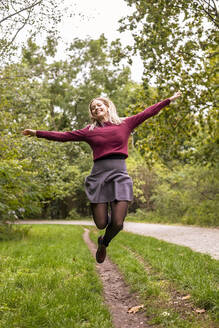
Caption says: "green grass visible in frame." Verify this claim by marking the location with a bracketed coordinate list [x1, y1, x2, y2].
[0, 223, 31, 241]
[90, 229, 219, 327]
[1, 224, 218, 328]
[126, 212, 219, 227]
[0, 225, 112, 328]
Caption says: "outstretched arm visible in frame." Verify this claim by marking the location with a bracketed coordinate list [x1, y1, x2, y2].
[125, 91, 182, 131]
[22, 128, 88, 142]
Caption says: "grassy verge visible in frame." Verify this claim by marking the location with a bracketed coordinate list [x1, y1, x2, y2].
[126, 213, 219, 227]
[0, 225, 112, 328]
[126, 214, 179, 225]
[90, 229, 219, 327]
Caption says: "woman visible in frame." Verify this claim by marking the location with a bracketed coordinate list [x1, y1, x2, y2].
[22, 91, 181, 263]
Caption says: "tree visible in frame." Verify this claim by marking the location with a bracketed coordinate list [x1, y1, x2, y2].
[0, 0, 78, 60]
[119, 0, 218, 165]
[67, 34, 134, 128]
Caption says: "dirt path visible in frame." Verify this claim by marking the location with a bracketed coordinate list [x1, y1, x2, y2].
[18, 220, 219, 260]
[83, 228, 148, 328]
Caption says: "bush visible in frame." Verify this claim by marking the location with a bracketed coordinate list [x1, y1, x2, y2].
[0, 158, 42, 223]
[0, 223, 31, 241]
[182, 200, 219, 226]
[127, 162, 219, 227]
[67, 208, 83, 220]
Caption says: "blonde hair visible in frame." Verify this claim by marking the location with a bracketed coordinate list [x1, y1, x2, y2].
[88, 97, 124, 131]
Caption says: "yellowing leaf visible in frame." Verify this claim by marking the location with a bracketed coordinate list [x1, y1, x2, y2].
[182, 294, 191, 300]
[127, 304, 144, 314]
[195, 308, 206, 314]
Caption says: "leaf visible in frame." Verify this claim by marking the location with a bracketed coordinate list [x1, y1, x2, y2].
[195, 308, 206, 314]
[127, 304, 144, 314]
[182, 294, 191, 300]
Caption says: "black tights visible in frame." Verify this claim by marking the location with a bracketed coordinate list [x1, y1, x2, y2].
[91, 201, 128, 247]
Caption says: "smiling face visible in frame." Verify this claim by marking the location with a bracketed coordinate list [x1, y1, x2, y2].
[90, 99, 109, 122]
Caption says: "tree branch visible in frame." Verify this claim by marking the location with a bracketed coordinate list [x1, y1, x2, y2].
[196, 0, 219, 27]
[10, 0, 26, 20]
[200, 191, 215, 200]
[212, 0, 218, 12]
[208, 51, 219, 58]
[201, 0, 214, 10]
[0, 75, 31, 81]
[0, 11, 31, 56]
[0, 0, 42, 24]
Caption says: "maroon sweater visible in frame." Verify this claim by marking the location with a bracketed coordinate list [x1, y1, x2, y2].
[36, 98, 171, 161]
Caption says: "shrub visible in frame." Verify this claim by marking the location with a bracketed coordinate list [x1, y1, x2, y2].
[0, 223, 31, 241]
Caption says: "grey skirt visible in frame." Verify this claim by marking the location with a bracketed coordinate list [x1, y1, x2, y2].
[85, 159, 133, 203]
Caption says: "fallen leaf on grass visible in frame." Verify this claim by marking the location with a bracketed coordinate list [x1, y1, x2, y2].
[195, 308, 206, 314]
[182, 294, 191, 300]
[128, 304, 144, 314]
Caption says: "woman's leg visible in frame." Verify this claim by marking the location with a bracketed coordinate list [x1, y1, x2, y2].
[90, 203, 109, 230]
[91, 202, 109, 263]
[102, 200, 128, 247]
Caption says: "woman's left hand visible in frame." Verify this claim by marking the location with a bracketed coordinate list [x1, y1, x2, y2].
[169, 91, 182, 102]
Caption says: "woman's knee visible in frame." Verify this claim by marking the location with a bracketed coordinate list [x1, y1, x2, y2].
[95, 221, 108, 230]
[112, 221, 124, 231]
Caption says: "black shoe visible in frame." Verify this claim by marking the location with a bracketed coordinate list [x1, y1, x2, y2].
[96, 236, 106, 264]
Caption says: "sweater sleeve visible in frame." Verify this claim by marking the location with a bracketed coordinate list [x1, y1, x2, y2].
[125, 98, 171, 131]
[36, 127, 88, 142]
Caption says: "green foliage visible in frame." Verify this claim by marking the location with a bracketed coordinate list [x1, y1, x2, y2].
[0, 1, 75, 60]
[120, 0, 218, 165]
[152, 164, 219, 226]
[67, 34, 134, 128]
[127, 160, 219, 227]
[1, 4, 217, 228]
[0, 36, 136, 223]
[0, 158, 42, 222]
[126, 150, 158, 212]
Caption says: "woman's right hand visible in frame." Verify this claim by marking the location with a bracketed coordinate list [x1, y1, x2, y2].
[22, 129, 36, 136]
[169, 91, 182, 102]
